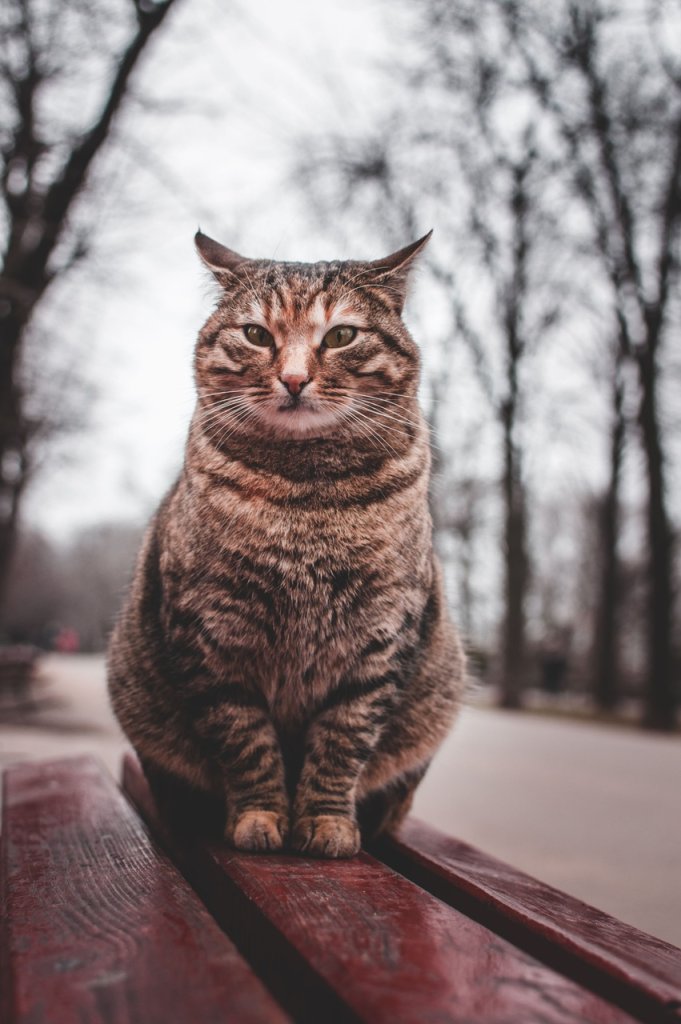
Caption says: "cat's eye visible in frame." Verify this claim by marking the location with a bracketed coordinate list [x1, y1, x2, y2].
[243, 324, 274, 347]
[323, 325, 357, 349]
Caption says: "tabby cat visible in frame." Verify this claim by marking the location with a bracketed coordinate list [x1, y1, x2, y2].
[107, 229, 464, 858]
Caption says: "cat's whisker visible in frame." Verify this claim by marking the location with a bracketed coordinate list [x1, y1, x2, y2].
[327, 388, 404, 405]
[358, 407, 444, 455]
[198, 394, 255, 429]
[333, 393, 443, 454]
[202, 392, 252, 405]
[199, 387, 271, 407]
[207, 404, 258, 450]
[347, 405, 423, 453]
[203, 389, 267, 400]
[202, 387, 248, 395]
[349, 394, 417, 417]
[337, 408, 389, 458]
[201, 415, 251, 448]
[347, 391, 404, 403]
[350, 400, 421, 432]
[340, 406, 401, 460]
[198, 408, 248, 432]
[197, 399, 255, 431]
[350, 406, 412, 430]
[197, 391, 251, 408]
[353, 418, 400, 462]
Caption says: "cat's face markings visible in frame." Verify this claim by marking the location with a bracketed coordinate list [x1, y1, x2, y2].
[194, 231, 431, 440]
[226, 289, 365, 437]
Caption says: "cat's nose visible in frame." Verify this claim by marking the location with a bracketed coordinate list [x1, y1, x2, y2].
[279, 373, 311, 396]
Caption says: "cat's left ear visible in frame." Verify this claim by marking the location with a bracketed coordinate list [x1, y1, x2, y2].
[195, 230, 251, 283]
[364, 230, 432, 314]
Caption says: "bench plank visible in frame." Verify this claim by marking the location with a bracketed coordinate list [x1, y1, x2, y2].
[1, 756, 290, 1024]
[123, 754, 639, 1024]
[374, 818, 681, 1024]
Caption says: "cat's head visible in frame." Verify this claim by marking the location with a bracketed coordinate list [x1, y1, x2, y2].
[193, 230, 430, 441]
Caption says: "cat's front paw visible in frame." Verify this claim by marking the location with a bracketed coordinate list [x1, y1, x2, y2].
[226, 809, 289, 853]
[291, 814, 361, 858]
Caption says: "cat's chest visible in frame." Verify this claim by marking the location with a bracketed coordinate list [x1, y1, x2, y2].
[173, 486, 428, 717]
[198, 530, 405, 714]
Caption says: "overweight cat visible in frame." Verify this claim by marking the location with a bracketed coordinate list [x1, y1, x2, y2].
[107, 230, 465, 858]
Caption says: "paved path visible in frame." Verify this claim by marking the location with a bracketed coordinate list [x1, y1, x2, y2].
[2, 654, 679, 946]
[0, 654, 127, 779]
[414, 704, 681, 946]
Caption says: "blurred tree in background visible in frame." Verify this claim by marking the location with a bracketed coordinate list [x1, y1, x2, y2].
[3, 523, 143, 650]
[0, 0, 180, 605]
[502, 0, 681, 730]
[298, 0, 680, 729]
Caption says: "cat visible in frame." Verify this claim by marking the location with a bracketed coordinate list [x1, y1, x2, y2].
[107, 229, 465, 858]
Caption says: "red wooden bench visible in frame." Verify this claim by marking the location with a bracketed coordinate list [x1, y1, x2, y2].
[2, 755, 680, 1023]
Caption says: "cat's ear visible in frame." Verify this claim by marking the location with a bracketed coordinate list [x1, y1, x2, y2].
[364, 231, 432, 313]
[195, 230, 251, 282]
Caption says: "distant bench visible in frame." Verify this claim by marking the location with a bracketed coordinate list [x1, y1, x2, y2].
[2, 755, 681, 1023]
[0, 646, 39, 710]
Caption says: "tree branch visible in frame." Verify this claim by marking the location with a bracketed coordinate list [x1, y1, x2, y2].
[430, 261, 497, 407]
[37, 0, 180, 268]
[653, 106, 681, 334]
[569, 7, 646, 311]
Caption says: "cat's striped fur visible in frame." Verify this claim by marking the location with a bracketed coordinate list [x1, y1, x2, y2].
[107, 230, 464, 858]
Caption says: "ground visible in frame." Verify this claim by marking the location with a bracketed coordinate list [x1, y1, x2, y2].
[1, 653, 679, 947]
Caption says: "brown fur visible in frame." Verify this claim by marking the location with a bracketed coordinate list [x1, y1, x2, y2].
[107, 230, 465, 858]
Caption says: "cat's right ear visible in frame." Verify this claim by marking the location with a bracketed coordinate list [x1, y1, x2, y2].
[195, 230, 250, 282]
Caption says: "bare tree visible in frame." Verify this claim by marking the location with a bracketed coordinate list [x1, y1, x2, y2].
[434, 468, 491, 646]
[499, 0, 680, 728]
[432, 137, 564, 708]
[0, 0, 181, 603]
[591, 338, 627, 710]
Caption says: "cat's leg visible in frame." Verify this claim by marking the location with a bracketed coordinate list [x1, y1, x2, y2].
[290, 673, 398, 858]
[185, 678, 290, 853]
[108, 642, 226, 833]
[356, 762, 430, 841]
[354, 652, 462, 839]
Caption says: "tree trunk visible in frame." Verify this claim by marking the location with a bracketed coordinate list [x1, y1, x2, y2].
[0, 0, 181, 609]
[0, 292, 36, 611]
[637, 339, 676, 730]
[499, 399, 527, 709]
[592, 360, 625, 711]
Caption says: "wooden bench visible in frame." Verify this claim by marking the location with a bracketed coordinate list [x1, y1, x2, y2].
[1, 755, 680, 1023]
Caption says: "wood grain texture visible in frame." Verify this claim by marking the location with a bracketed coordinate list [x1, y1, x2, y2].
[1, 756, 289, 1024]
[373, 818, 681, 1024]
[122, 753, 639, 1024]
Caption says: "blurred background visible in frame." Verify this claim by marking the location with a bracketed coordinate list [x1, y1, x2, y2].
[1, 0, 679, 943]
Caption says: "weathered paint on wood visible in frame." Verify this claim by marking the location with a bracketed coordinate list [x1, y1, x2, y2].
[123, 753, 639, 1024]
[1, 756, 289, 1024]
[374, 818, 681, 1024]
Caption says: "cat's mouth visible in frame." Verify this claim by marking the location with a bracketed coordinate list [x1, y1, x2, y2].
[277, 397, 304, 412]
[276, 394, 323, 415]
[257, 394, 348, 437]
